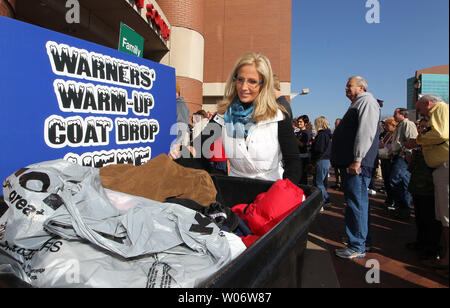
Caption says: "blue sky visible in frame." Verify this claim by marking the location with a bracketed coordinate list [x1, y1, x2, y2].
[290, 0, 449, 126]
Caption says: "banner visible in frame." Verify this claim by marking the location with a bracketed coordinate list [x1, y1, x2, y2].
[0, 16, 176, 181]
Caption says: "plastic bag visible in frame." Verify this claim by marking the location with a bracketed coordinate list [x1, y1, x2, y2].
[1, 159, 239, 288]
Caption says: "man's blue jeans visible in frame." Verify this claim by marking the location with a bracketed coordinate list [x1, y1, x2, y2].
[314, 159, 331, 203]
[341, 168, 371, 252]
[389, 156, 411, 211]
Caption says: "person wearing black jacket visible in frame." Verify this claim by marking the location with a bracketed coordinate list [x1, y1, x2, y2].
[296, 115, 312, 185]
[311, 116, 332, 207]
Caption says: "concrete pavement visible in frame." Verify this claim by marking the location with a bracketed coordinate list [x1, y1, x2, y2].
[301, 176, 448, 288]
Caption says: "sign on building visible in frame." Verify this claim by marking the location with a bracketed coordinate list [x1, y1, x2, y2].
[0, 16, 176, 181]
[118, 22, 144, 58]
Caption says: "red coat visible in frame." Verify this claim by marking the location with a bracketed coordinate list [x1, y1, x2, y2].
[232, 179, 306, 246]
[209, 137, 227, 162]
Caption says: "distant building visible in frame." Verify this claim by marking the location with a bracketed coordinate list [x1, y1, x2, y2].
[407, 65, 449, 114]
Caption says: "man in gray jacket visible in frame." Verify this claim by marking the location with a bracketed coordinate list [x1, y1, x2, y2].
[388, 108, 418, 219]
[331, 76, 380, 259]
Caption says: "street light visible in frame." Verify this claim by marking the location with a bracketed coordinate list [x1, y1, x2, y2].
[290, 88, 309, 100]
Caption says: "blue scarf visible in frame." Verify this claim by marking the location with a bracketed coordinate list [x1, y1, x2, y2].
[224, 98, 255, 139]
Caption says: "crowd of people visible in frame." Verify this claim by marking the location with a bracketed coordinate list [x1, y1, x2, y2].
[171, 52, 449, 280]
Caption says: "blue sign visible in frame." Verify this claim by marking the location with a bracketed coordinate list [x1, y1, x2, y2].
[0, 16, 176, 181]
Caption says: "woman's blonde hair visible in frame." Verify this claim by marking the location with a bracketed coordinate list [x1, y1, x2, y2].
[217, 52, 280, 123]
[314, 116, 330, 131]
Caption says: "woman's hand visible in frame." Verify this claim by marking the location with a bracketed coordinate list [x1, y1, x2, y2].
[169, 144, 197, 160]
[169, 144, 182, 160]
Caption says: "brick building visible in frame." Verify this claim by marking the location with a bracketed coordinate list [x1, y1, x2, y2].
[1, 0, 292, 118]
[201, 0, 292, 115]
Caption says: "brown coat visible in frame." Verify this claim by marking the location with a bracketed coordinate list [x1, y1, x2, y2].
[100, 154, 217, 207]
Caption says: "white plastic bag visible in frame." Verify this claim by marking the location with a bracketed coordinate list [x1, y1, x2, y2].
[1, 159, 240, 288]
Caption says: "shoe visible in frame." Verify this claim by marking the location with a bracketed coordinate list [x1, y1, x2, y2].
[335, 247, 366, 259]
[419, 251, 441, 261]
[384, 201, 394, 210]
[323, 200, 332, 209]
[368, 189, 376, 195]
[387, 206, 397, 211]
[341, 236, 371, 252]
[385, 204, 397, 215]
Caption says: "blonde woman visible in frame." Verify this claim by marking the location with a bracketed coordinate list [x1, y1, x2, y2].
[311, 116, 333, 207]
[172, 52, 301, 183]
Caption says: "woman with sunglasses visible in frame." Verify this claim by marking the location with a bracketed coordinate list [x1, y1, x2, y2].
[171, 52, 302, 184]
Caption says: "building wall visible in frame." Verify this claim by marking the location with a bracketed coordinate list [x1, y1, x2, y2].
[157, 0, 204, 34]
[157, 0, 205, 116]
[204, 0, 291, 82]
[176, 76, 204, 115]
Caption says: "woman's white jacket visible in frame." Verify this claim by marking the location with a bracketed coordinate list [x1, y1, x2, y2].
[213, 110, 285, 181]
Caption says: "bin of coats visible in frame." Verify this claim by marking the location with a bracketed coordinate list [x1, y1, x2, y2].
[0, 154, 305, 288]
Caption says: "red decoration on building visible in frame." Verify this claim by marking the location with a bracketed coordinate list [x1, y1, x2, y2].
[146, 4, 155, 18]
[146, 3, 170, 41]
[135, 0, 144, 9]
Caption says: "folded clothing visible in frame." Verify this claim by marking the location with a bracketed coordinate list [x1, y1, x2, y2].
[232, 179, 306, 246]
[166, 197, 240, 233]
[100, 154, 217, 207]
